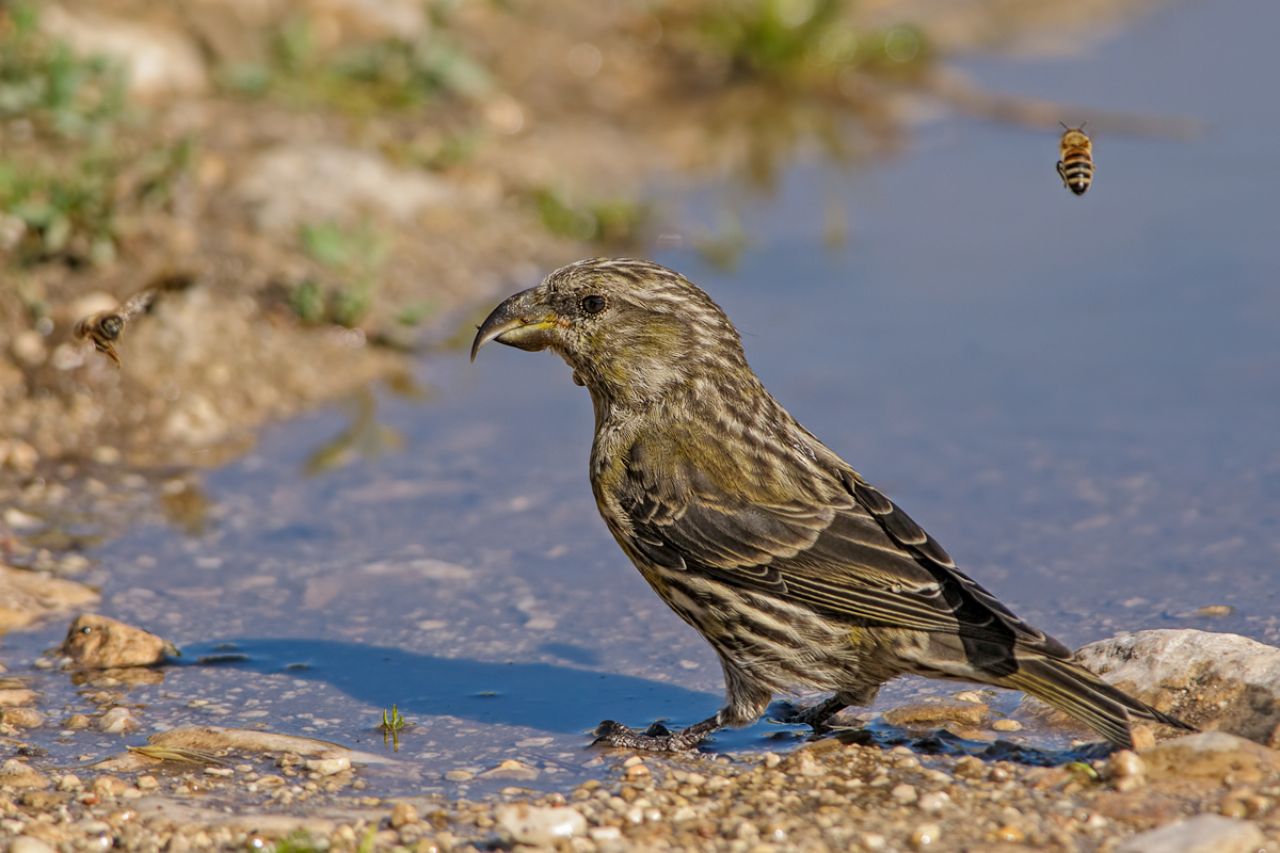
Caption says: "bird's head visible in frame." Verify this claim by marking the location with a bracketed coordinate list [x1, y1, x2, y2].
[471, 258, 749, 409]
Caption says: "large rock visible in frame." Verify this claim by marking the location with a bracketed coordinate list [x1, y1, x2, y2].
[1074, 629, 1280, 745]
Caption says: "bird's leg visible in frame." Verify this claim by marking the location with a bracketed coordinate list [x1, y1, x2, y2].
[789, 695, 850, 730]
[593, 713, 722, 752]
[776, 686, 879, 731]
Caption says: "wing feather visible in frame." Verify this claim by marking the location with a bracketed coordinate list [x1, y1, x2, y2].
[616, 440, 1070, 661]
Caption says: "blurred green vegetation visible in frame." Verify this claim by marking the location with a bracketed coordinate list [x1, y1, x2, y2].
[289, 221, 390, 328]
[0, 3, 126, 139]
[532, 187, 650, 247]
[219, 8, 489, 114]
[664, 0, 931, 86]
[0, 138, 193, 267]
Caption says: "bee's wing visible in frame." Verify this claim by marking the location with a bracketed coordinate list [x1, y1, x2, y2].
[117, 288, 158, 322]
[1056, 160, 1069, 187]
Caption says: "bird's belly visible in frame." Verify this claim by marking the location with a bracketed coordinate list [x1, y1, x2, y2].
[641, 564, 904, 694]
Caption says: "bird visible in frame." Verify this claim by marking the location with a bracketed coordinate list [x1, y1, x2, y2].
[470, 257, 1191, 752]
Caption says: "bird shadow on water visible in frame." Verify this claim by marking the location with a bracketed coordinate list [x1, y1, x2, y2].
[179, 637, 722, 737]
[176, 638, 1110, 766]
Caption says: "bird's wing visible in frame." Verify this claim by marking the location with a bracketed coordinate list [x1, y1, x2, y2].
[617, 445, 1070, 659]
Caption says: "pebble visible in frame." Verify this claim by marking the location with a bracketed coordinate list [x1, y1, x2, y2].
[890, 783, 918, 805]
[304, 756, 351, 776]
[1115, 814, 1264, 853]
[495, 804, 586, 846]
[389, 802, 418, 828]
[991, 719, 1022, 732]
[2, 708, 45, 728]
[910, 823, 942, 848]
[1108, 749, 1146, 791]
[98, 707, 138, 734]
[917, 792, 948, 813]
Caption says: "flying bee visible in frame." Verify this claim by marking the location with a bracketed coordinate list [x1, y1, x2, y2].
[74, 288, 158, 368]
[1057, 122, 1094, 196]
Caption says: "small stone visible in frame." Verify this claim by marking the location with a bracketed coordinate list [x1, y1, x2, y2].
[1195, 605, 1234, 618]
[1109, 749, 1146, 792]
[1116, 814, 1264, 853]
[917, 791, 948, 813]
[444, 770, 474, 782]
[304, 755, 350, 776]
[910, 823, 941, 848]
[1130, 724, 1156, 751]
[136, 776, 159, 790]
[98, 707, 138, 734]
[1, 708, 45, 728]
[62, 614, 178, 668]
[64, 714, 92, 729]
[390, 802, 418, 828]
[93, 775, 127, 797]
[891, 783, 918, 805]
[861, 833, 887, 850]
[495, 804, 586, 846]
[884, 700, 988, 728]
[478, 759, 539, 781]
[0, 759, 48, 789]
[57, 774, 83, 791]
[994, 825, 1025, 843]
[991, 719, 1022, 732]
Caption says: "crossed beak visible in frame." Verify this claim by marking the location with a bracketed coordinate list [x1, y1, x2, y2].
[469, 287, 559, 362]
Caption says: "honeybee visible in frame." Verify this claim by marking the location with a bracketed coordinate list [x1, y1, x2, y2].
[1056, 122, 1094, 196]
[74, 288, 158, 368]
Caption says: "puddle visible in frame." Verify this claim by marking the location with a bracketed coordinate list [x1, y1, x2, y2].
[3, 0, 1278, 799]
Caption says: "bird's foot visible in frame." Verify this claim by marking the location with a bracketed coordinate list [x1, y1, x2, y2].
[593, 718, 715, 752]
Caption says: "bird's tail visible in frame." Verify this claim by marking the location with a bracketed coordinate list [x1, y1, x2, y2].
[1002, 655, 1194, 748]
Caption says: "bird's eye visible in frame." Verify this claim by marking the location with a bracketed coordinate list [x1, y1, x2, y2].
[581, 295, 606, 315]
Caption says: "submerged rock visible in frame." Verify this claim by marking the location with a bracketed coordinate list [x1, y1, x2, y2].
[61, 614, 178, 669]
[1074, 629, 1280, 744]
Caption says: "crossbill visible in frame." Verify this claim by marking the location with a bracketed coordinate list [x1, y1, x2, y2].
[472, 258, 1190, 751]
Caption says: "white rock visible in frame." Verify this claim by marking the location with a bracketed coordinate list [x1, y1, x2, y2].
[1074, 629, 1280, 744]
[40, 5, 207, 98]
[1116, 815, 1264, 853]
[495, 804, 586, 846]
[236, 145, 458, 233]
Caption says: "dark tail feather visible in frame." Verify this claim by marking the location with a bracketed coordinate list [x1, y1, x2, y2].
[1004, 656, 1194, 748]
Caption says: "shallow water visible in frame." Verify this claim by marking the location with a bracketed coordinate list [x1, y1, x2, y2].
[6, 0, 1279, 797]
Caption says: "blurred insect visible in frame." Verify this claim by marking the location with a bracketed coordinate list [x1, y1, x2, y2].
[72, 271, 195, 368]
[74, 288, 157, 368]
[1056, 122, 1094, 196]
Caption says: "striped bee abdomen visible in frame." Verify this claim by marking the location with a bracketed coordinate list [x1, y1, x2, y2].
[1057, 124, 1094, 196]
